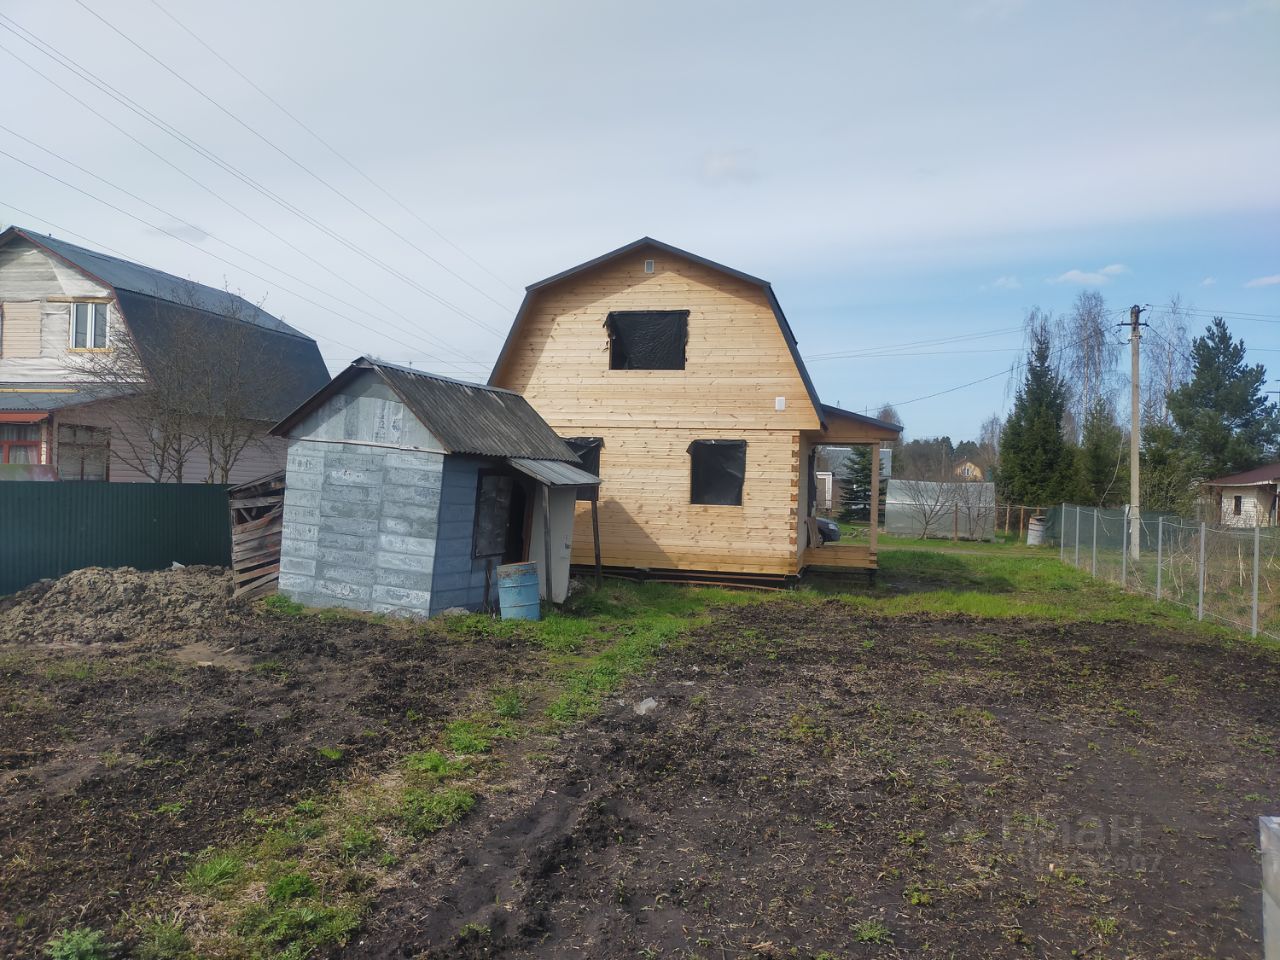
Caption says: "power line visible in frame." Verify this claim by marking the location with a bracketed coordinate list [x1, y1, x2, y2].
[0, 127, 490, 372]
[0, 199, 489, 375]
[0, 14, 504, 339]
[146, 0, 519, 296]
[805, 325, 1024, 361]
[0, 33, 471, 365]
[886, 329, 1106, 409]
[72, 0, 516, 316]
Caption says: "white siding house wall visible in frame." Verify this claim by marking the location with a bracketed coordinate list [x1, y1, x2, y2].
[1218, 485, 1275, 528]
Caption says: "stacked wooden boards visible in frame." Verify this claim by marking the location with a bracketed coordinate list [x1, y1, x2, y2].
[228, 470, 284, 599]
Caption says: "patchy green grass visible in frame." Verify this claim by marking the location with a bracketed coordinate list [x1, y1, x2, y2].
[399, 787, 476, 838]
[183, 853, 244, 894]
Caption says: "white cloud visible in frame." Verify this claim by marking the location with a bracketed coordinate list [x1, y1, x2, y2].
[1201, 276, 1217, 286]
[990, 275, 1020, 290]
[699, 149, 759, 184]
[1049, 264, 1130, 285]
[1245, 274, 1280, 287]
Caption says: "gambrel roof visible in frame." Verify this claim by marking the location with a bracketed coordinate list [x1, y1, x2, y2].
[488, 237, 847, 428]
[0, 226, 330, 420]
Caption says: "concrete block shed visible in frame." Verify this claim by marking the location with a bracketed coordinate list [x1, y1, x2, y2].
[270, 357, 599, 617]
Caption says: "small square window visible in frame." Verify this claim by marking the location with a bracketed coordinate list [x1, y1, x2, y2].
[565, 437, 602, 502]
[606, 311, 687, 370]
[71, 302, 108, 349]
[689, 439, 746, 506]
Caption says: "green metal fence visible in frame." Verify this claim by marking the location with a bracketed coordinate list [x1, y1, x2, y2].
[0, 482, 231, 595]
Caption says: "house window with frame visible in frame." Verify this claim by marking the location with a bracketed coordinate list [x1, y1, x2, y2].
[605, 310, 688, 370]
[1233, 495, 1243, 517]
[0, 422, 42, 464]
[57, 424, 110, 480]
[70, 302, 109, 350]
[688, 439, 746, 506]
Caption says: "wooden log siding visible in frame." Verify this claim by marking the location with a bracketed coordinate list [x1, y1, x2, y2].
[228, 471, 285, 599]
[495, 251, 822, 576]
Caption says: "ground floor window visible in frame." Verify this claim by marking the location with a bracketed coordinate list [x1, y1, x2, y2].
[1233, 495, 1243, 516]
[58, 424, 110, 480]
[689, 439, 746, 506]
[0, 422, 42, 464]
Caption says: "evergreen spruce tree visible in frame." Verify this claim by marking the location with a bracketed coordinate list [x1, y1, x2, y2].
[1140, 418, 1198, 515]
[838, 446, 871, 522]
[1166, 317, 1280, 478]
[1074, 400, 1128, 506]
[1000, 323, 1075, 504]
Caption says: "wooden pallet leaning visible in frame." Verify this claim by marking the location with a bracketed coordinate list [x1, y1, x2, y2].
[228, 470, 285, 600]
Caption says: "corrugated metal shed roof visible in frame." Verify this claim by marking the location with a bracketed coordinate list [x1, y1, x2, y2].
[507, 457, 600, 487]
[0, 383, 138, 412]
[7, 227, 298, 336]
[273, 358, 582, 462]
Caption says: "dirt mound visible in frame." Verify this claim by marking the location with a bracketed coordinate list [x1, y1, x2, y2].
[0, 565, 237, 644]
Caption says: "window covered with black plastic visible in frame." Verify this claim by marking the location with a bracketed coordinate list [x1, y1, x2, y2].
[566, 436, 602, 501]
[606, 311, 688, 370]
[689, 439, 746, 506]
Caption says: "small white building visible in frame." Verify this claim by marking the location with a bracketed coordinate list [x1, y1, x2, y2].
[1205, 463, 1280, 528]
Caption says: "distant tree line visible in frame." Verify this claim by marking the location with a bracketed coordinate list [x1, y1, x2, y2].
[837, 290, 1280, 524]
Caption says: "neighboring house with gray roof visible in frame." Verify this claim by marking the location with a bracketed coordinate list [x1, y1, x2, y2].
[0, 225, 329, 482]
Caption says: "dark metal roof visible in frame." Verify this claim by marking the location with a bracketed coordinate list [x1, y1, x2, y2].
[273, 357, 581, 462]
[1205, 462, 1280, 486]
[117, 290, 331, 422]
[0, 383, 138, 412]
[820, 404, 905, 435]
[1, 226, 299, 336]
[488, 237, 830, 428]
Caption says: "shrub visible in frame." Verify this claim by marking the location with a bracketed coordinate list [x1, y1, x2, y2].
[44, 927, 120, 960]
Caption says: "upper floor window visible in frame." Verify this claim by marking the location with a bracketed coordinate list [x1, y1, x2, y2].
[605, 310, 687, 370]
[70, 302, 109, 350]
[689, 439, 746, 506]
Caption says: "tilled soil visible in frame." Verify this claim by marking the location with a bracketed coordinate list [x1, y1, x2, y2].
[346, 603, 1278, 959]
[0, 570, 539, 958]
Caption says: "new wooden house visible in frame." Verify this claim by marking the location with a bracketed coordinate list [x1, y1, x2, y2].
[489, 238, 902, 581]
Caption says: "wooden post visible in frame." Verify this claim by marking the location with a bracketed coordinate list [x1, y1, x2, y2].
[591, 498, 602, 588]
[1019, 505, 1026, 541]
[868, 442, 880, 557]
[541, 485, 554, 605]
[952, 504, 959, 542]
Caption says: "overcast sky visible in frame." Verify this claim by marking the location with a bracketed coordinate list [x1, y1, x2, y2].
[3, 0, 1277, 438]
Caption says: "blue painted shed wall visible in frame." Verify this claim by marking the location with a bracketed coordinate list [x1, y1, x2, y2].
[429, 456, 494, 615]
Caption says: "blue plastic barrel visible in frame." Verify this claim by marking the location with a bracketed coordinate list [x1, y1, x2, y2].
[496, 561, 541, 621]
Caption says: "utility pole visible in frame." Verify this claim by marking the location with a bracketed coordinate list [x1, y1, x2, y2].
[1127, 304, 1145, 561]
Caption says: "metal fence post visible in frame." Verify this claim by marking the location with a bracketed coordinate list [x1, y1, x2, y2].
[1155, 516, 1163, 601]
[1060, 502, 1066, 562]
[1121, 505, 1128, 587]
[1197, 521, 1207, 621]
[1253, 524, 1261, 638]
[1091, 508, 1098, 576]
[1075, 505, 1081, 568]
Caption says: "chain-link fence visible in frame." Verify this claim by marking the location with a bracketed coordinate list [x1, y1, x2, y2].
[1051, 504, 1280, 640]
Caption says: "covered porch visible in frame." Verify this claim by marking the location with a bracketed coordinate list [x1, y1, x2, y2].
[798, 404, 903, 574]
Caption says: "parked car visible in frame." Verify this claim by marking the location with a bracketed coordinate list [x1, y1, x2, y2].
[815, 517, 841, 543]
